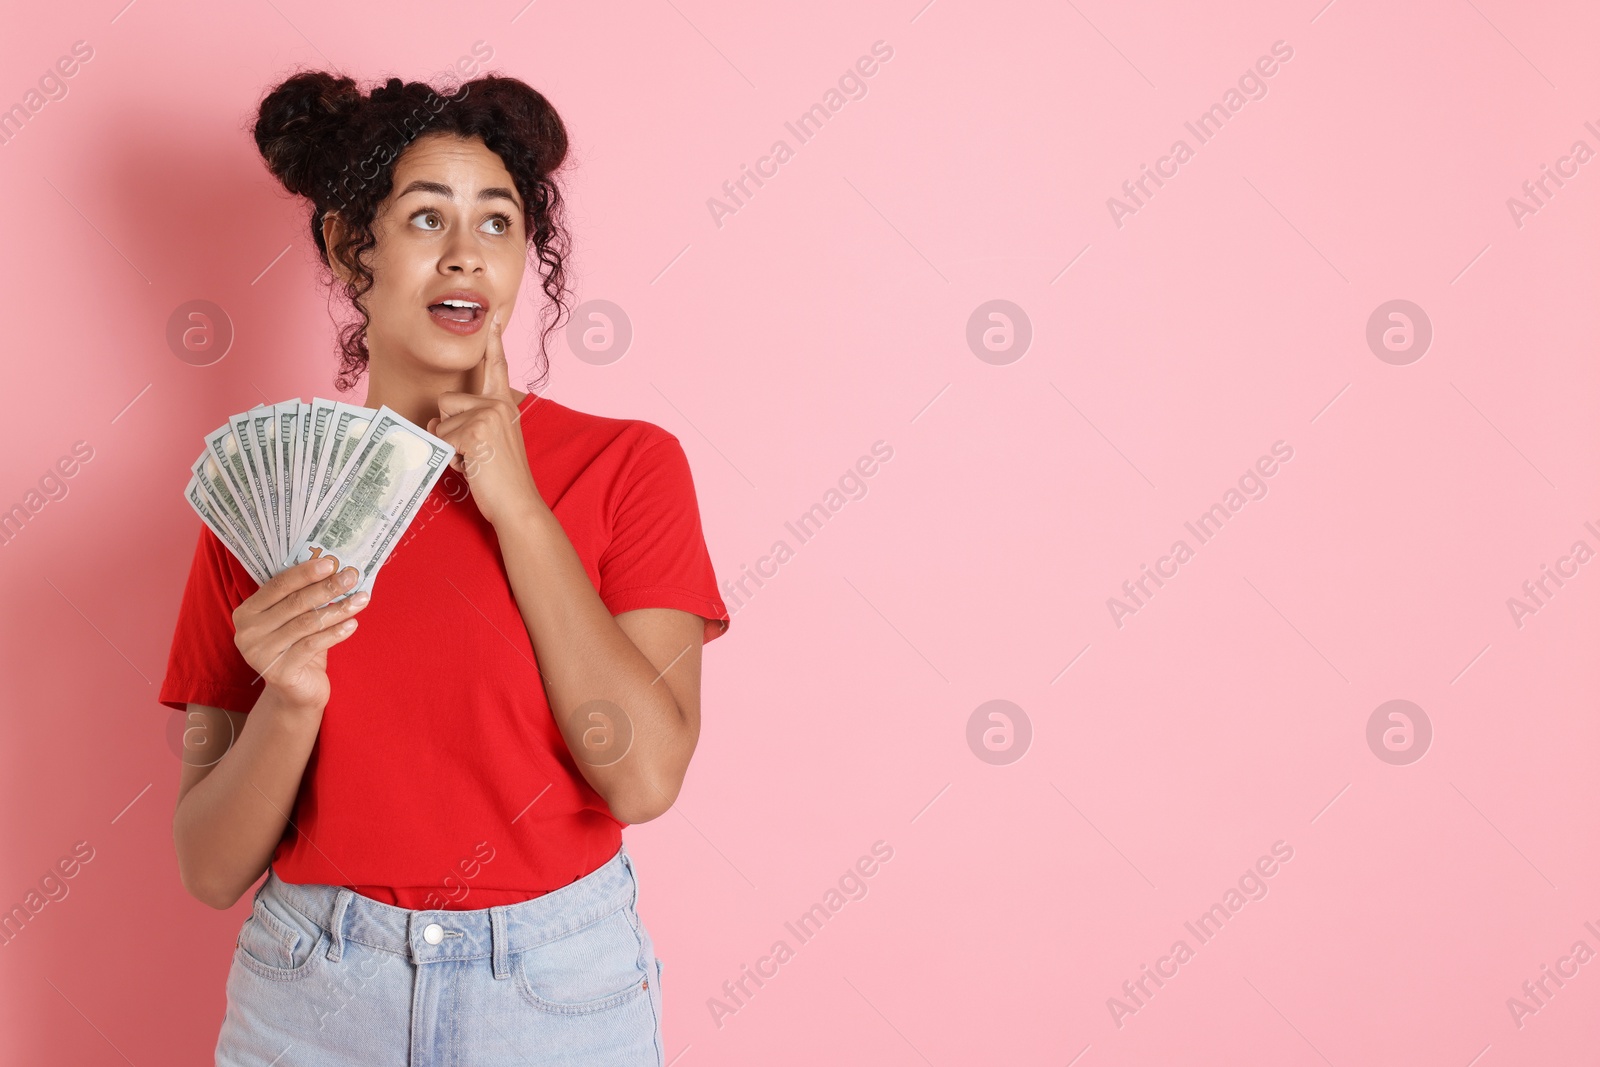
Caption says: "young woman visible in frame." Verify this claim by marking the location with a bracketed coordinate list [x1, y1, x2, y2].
[160, 71, 730, 1065]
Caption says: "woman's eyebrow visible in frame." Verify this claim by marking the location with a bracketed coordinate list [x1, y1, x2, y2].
[395, 179, 521, 208]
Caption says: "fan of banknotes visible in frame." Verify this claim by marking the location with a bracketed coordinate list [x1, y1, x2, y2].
[183, 397, 455, 597]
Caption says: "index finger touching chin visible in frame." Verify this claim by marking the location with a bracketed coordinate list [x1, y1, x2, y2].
[479, 312, 511, 398]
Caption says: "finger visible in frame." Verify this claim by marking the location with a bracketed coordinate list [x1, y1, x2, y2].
[435, 390, 495, 420]
[257, 585, 368, 672]
[257, 564, 362, 634]
[432, 415, 464, 471]
[427, 413, 467, 471]
[248, 587, 367, 682]
[479, 311, 510, 398]
[241, 555, 342, 615]
[284, 614, 361, 665]
[430, 407, 494, 439]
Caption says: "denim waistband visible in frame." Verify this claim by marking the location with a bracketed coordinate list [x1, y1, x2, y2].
[256, 841, 638, 979]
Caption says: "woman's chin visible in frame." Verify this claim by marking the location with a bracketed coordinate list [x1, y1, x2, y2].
[386, 342, 485, 378]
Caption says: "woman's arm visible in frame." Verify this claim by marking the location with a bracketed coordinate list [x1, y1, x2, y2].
[429, 319, 707, 824]
[496, 506, 706, 824]
[172, 694, 324, 910]
[170, 557, 368, 909]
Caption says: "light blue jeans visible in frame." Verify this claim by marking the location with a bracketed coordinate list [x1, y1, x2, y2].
[216, 842, 664, 1065]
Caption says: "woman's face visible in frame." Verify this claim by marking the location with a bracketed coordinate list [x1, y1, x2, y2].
[332, 132, 528, 381]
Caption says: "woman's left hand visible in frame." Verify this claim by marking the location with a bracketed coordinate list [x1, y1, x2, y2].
[428, 312, 542, 529]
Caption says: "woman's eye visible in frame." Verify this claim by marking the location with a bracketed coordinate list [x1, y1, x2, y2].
[410, 211, 511, 234]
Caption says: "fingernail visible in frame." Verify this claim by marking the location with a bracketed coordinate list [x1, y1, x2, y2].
[341, 569, 357, 587]
[350, 591, 370, 607]
[317, 558, 335, 574]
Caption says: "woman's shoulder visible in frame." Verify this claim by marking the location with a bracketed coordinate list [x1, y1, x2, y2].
[521, 393, 680, 460]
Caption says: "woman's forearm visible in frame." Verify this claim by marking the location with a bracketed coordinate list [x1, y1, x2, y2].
[494, 500, 692, 822]
[172, 688, 324, 910]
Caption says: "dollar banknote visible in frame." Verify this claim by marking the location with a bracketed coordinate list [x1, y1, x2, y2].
[286, 407, 454, 598]
[202, 420, 274, 569]
[184, 397, 452, 599]
[184, 474, 270, 586]
[230, 406, 280, 562]
[190, 450, 272, 581]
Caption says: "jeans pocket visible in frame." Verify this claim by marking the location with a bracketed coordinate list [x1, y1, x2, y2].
[234, 893, 327, 982]
[513, 906, 651, 1015]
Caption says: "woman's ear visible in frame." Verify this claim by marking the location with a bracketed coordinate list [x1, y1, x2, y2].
[321, 210, 355, 286]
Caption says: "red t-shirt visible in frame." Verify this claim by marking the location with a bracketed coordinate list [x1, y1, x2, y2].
[159, 391, 729, 909]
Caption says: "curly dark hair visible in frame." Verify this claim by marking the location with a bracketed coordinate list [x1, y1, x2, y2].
[251, 70, 571, 393]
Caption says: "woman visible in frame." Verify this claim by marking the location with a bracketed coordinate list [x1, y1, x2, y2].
[160, 70, 730, 1065]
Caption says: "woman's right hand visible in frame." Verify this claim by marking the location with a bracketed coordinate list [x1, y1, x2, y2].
[232, 557, 370, 713]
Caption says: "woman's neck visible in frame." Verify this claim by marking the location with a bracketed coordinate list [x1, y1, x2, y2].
[361, 369, 528, 426]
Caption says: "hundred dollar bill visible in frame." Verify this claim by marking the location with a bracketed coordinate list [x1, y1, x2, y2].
[286, 407, 453, 599]
[185, 474, 270, 586]
[249, 406, 283, 561]
[311, 402, 378, 517]
[297, 400, 314, 538]
[289, 400, 312, 546]
[274, 400, 301, 561]
[230, 406, 280, 563]
[203, 419, 274, 570]
[190, 451, 272, 579]
[298, 398, 336, 544]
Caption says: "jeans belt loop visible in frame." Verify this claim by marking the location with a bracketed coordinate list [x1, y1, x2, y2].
[490, 905, 512, 980]
[617, 844, 639, 908]
[325, 888, 354, 962]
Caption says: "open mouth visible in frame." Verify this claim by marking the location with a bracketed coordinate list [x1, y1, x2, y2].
[427, 298, 486, 333]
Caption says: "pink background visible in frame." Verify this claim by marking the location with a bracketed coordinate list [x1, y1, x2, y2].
[1, 0, 1596, 1062]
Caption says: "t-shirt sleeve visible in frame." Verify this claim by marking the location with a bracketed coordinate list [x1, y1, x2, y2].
[158, 524, 267, 714]
[596, 433, 731, 645]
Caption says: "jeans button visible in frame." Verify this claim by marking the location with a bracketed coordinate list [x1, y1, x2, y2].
[423, 923, 445, 945]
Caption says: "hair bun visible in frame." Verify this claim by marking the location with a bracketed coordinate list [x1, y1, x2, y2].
[253, 70, 362, 202]
[370, 76, 405, 103]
